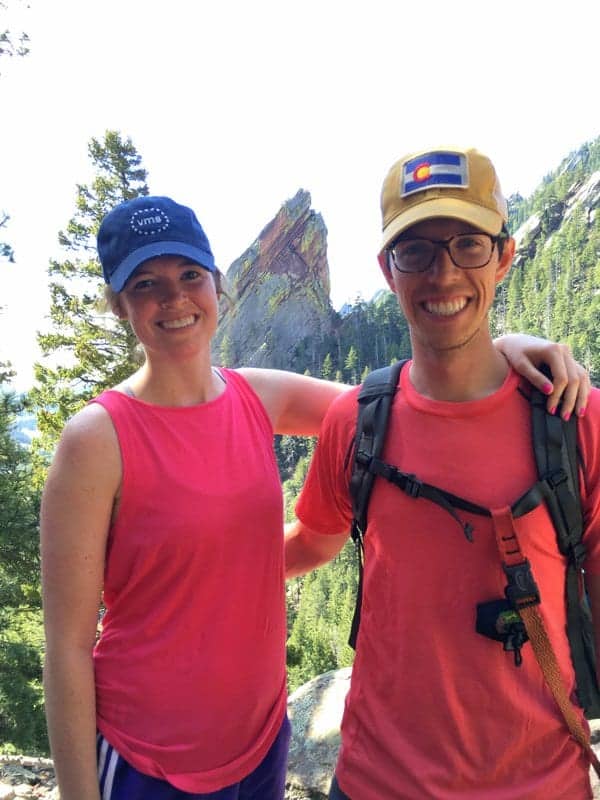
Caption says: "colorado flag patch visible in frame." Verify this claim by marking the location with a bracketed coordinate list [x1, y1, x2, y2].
[402, 151, 468, 197]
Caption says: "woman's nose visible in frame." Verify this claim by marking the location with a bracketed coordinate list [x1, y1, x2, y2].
[159, 284, 187, 307]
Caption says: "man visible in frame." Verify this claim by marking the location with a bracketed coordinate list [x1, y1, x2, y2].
[285, 147, 600, 799]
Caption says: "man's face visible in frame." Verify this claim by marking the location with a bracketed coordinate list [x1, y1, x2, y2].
[379, 217, 514, 356]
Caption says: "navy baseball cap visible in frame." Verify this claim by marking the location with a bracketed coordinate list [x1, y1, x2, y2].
[97, 195, 217, 291]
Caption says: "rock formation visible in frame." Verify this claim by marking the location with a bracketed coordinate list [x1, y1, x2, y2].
[212, 189, 337, 371]
[286, 668, 351, 798]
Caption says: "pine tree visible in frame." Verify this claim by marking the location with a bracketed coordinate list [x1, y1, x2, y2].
[28, 131, 150, 469]
[344, 345, 359, 384]
[321, 352, 334, 380]
[0, 385, 46, 754]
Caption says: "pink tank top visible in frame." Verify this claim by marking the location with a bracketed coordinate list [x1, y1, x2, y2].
[92, 369, 287, 792]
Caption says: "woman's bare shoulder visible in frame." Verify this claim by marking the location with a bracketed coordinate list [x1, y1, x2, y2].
[48, 402, 121, 488]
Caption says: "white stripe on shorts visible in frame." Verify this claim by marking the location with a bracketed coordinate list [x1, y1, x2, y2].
[102, 748, 119, 800]
[97, 734, 109, 781]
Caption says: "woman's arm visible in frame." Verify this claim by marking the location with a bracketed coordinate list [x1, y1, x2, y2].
[242, 338, 590, 436]
[238, 368, 350, 435]
[41, 404, 121, 800]
[494, 334, 590, 418]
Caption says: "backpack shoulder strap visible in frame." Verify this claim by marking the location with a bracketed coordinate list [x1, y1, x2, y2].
[347, 359, 406, 648]
[530, 377, 600, 718]
[349, 360, 406, 539]
[530, 384, 583, 560]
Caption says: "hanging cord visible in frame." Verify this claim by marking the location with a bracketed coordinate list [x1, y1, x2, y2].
[491, 507, 600, 777]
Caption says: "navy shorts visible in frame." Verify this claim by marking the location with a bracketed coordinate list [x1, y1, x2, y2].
[97, 716, 291, 800]
[328, 774, 351, 800]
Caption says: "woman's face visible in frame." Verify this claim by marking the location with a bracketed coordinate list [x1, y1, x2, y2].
[117, 255, 219, 359]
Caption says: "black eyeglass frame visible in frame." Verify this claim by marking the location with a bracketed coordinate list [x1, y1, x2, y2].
[388, 231, 508, 274]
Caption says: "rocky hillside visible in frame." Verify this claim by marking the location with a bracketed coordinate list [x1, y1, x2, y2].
[212, 189, 338, 371]
[494, 139, 600, 382]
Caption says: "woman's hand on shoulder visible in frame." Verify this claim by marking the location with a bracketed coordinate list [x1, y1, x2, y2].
[494, 334, 591, 419]
[238, 368, 350, 436]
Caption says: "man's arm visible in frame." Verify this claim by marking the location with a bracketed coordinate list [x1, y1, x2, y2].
[285, 520, 349, 578]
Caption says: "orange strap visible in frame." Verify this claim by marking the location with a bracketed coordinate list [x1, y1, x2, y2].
[491, 507, 600, 777]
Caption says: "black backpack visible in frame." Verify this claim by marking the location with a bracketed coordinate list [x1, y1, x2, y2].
[348, 360, 600, 719]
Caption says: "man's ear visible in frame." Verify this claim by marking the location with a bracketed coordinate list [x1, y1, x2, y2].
[377, 251, 396, 292]
[495, 237, 516, 284]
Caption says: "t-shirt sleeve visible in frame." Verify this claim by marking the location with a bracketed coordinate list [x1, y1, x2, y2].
[578, 388, 600, 574]
[294, 387, 359, 535]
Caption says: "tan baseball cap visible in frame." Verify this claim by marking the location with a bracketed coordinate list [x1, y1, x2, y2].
[380, 147, 508, 253]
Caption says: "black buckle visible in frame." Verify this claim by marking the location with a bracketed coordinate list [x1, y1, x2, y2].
[569, 540, 587, 568]
[355, 449, 372, 467]
[547, 467, 568, 490]
[503, 560, 541, 609]
[404, 474, 422, 498]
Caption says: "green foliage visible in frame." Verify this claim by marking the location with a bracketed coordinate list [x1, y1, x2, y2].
[0, 387, 46, 754]
[282, 450, 313, 521]
[321, 352, 334, 380]
[286, 541, 357, 692]
[28, 131, 149, 476]
[344, 345, 359, 384]
[496, 136, 600, 382]
[285, 288, 412, 390]
[0, 609, 45, 754]
[0, 391, 40, 607]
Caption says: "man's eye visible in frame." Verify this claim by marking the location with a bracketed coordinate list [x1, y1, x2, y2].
[456, 236, 485, 250]
[401, 243, 429, 258]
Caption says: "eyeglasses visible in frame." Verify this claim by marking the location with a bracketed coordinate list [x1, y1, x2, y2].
[388, 233, 504, 273]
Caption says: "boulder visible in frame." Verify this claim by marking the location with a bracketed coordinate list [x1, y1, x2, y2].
[286, 667, 351, 799]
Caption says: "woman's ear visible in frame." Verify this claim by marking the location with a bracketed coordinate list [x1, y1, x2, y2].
[110, 294, 127, 319]
[103, 285, 127, 319]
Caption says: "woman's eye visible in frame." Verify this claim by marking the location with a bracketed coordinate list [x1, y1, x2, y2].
[133, 279, 154, 290]
[183, 269, 204, 282]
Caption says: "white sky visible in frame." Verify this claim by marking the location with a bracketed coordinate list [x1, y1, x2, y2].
[1, 0, 599, 390]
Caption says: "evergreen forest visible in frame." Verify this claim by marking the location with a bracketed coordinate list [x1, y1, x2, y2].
[1, 126, 600, 754]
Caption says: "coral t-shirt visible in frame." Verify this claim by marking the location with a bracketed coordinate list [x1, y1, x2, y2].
[92, 369, 286, 793]
[296, 365, 600, 800]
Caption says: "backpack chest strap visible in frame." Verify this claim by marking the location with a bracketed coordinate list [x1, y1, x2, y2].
[491, 507, 541, 610]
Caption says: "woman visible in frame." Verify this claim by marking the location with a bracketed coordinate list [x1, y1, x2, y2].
[40, 195, 589, 800]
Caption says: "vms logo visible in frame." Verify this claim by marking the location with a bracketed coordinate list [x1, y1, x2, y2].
[130, 207, 170, 236]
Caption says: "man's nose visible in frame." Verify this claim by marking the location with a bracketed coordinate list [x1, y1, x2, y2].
[428, 244, 459, 278]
